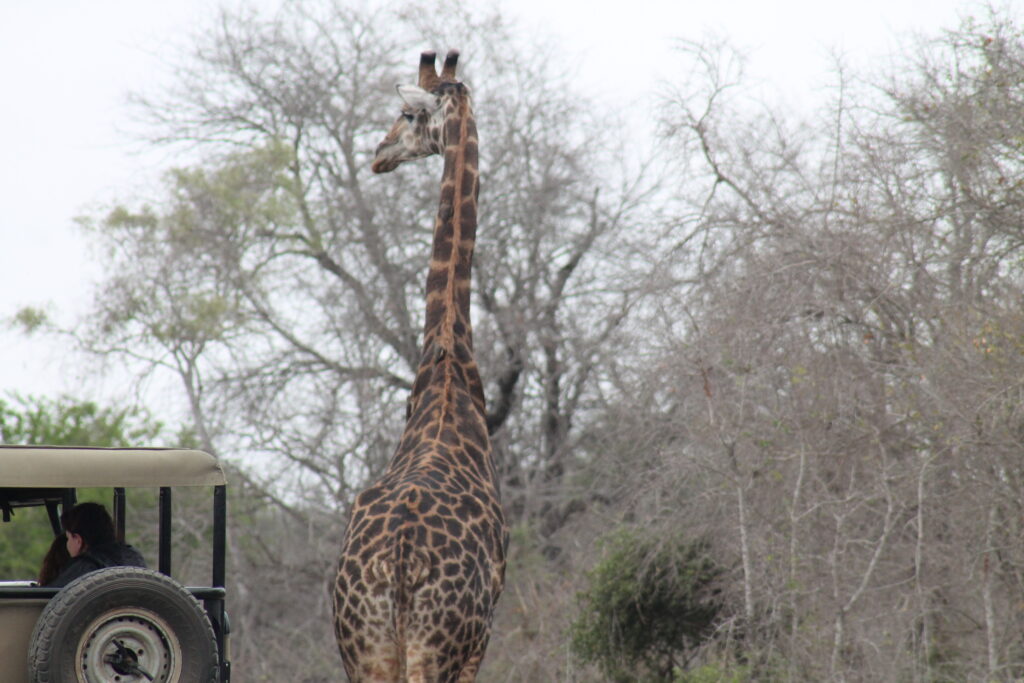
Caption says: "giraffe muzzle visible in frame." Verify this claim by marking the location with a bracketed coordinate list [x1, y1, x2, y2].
[372, 145, 402, 173]
[371, 157, 399, 173]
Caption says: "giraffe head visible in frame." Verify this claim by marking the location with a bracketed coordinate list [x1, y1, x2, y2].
[371, 50, 466, 174]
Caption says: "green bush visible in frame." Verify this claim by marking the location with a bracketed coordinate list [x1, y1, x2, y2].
[570, 528, 724, 682]
[675, 663, 749, 683]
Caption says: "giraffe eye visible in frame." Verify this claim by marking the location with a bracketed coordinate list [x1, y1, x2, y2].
[402, 112, 414, 122]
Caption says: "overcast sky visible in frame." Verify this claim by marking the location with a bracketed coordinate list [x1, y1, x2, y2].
[0, 0, 978, 406]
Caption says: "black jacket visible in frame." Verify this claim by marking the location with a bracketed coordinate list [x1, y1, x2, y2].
[48, 542, 147, 588]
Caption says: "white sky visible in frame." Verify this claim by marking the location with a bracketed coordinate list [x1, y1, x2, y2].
[0, 0, 976, 407]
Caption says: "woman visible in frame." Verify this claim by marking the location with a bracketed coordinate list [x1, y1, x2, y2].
[47, 502, 146, 588]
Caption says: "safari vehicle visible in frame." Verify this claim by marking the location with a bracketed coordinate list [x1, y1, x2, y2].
[0, 446, 230, 682]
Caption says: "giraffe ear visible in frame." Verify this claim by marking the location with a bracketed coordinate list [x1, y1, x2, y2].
[396, 84, 441, 114]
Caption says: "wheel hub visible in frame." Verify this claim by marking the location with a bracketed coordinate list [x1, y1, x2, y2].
[77, 607, 181, 682]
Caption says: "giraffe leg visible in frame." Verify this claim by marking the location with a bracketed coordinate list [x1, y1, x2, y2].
[455, 656, 481, 683]
[455, 637, 489, 683]
[404, 643, 440, 683]
[347, 644, 402, 683]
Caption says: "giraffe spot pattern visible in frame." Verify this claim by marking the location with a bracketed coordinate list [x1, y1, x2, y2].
[336, 61, 506, 683]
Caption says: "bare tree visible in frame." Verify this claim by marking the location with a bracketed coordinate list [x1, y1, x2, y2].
[63, 2, 1024, 680]
[585, 9, 1024, 680]
[73, 1, 660, 678]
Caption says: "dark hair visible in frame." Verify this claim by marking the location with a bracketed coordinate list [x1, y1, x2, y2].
[62, 502, 116, 547]
[38, 534, 71, 586]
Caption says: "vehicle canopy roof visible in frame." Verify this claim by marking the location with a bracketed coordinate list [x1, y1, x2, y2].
[0, 446, 226, 488]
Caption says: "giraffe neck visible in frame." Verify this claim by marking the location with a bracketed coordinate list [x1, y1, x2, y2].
[408, 89, 485, 415]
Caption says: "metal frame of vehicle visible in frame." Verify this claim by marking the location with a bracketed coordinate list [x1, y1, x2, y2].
[0, 446, 230, 682]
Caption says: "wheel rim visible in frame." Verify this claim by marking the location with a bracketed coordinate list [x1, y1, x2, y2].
[75, 607, 182, 683]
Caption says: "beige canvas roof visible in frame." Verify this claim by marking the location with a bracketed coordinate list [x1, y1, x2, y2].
[0, 446, 226, 488]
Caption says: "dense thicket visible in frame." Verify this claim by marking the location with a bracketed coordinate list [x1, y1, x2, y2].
[51, 2, 1024, 680]
[602, 12, 1024, 681]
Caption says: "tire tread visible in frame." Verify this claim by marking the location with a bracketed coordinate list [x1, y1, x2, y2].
[28, 567, 218, 682]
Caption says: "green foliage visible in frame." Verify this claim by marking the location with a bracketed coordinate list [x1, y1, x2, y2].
[84, 143, 297, 349]
[0, 509, 52, 580]
[0, 395, 165, 579]
[0, 394, 163, 447]
[571, 528, 724, 682]
[10, 306, 49, 334]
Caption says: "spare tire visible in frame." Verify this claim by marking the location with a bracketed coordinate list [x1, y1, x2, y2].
[28, 567, 218, 682]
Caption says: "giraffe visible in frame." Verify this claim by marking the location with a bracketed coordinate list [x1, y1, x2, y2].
[332, 50, 509, 683]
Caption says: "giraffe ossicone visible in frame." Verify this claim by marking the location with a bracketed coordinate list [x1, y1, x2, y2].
[333, 49, 509, 683]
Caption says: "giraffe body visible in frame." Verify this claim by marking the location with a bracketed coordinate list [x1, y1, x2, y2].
[333, 51, 508, 683]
